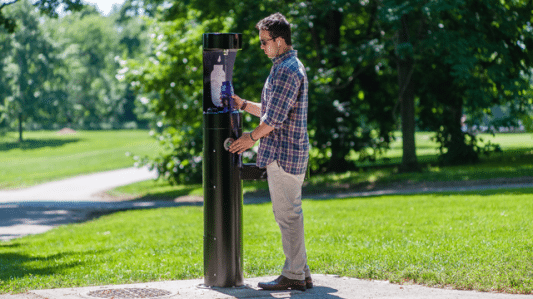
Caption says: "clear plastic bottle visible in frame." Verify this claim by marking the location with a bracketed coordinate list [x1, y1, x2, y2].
[210, 62, 225, 107]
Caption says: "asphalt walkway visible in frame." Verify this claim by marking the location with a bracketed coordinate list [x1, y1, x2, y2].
[1, 168, 533, 299]
[0, 167, 161, 241]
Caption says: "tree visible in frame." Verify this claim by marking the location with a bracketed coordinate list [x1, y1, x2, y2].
[1, 0, 61, 141]
[124, 5, 234, 184]
[0, 24, 12, 133]
[46, 7, 124, 128]
[124, 0, 399, 182]
[372, 0, 533, 168]
[395, 13, 418, 172]
[412, 0, 531, 164]
[0, 1, 148, 135]
[122, 0, 533, 184]
[0, 0, 83, 32]
[288, 1, 397, 172]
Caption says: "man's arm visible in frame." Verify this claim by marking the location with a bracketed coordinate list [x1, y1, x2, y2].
[228, 122, 274, 154]
[232, 95, 261, 117]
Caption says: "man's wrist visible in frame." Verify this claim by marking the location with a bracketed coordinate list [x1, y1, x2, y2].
[249, 131, 258, 142]
[240, 100, 248, 111]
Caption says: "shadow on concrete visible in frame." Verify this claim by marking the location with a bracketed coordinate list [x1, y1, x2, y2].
[0, 204, 88, 241]
[0, 201, 196, 241]
[0, 204, 87, 227]
[209, 285, 343, 299]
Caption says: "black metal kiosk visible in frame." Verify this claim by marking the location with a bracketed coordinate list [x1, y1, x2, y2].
[203, 32, 267, 288]
[202, 32, 244, 288]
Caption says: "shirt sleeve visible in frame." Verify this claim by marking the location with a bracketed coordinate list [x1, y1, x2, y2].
[261, 66, 301, 129]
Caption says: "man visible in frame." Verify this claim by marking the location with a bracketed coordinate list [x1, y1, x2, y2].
[228, 12, 312, 291]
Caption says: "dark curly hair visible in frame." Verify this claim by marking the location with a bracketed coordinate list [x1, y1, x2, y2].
[255, 12, 292, 46]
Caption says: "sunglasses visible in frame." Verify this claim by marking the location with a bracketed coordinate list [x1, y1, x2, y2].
[260, 37, 274, 46]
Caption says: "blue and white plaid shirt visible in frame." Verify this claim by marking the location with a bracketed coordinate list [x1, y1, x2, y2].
[257, 50, 309, 175]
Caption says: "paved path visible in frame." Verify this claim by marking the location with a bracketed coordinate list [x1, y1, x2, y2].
[0, 167, 161, 241]
[0, 167, 158, 202]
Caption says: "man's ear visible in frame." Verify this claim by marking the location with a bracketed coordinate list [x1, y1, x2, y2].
[276, 37, 282, 47]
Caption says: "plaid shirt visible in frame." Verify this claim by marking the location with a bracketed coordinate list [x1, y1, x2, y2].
[257, 50, 309, 175]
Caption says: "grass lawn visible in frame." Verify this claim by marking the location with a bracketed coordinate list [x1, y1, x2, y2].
[1, 188, 532, 294]
[353, 132, 533, 165]
[110, 132, 533, 200]
[109, 146, 533, 200]
[1, 130, 531, 193]
[1, 131, 532, 294]
[0, 130, 160, 189]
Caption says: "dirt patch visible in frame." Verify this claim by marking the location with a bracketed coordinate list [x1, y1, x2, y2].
[56, 128, 77, 135]
[92, 191, 138, 202]
[172, 195, 203, 203]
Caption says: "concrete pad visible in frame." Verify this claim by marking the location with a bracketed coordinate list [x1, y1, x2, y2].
[1, 275, 533, 299]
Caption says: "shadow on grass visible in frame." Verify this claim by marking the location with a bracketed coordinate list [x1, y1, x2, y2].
[111, 176, 533, 207]
[307, 152, 533, 192]
[301, 186, 533, 203]
[0, 138, 81, 151]
[0, 249, 105, 283]
[0, 243, 20, 248]
[435, 187, 533, 197]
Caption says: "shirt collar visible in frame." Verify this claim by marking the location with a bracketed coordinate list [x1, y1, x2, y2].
[272, 49, 297, 65]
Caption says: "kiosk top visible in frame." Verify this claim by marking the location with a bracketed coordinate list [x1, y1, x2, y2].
[203, 33, 242, 50]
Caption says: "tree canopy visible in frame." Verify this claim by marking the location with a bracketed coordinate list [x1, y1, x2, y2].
[121, 0, 532, 183]
[0, 0, 83, 32]
[0, 0, 147, 140]
[1, 0, 532, 183]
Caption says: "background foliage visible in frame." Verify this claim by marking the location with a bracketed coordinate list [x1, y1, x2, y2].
[0, 0, 532, 183]
[123, 0, 532, 183]
[0, 0, 147, 141]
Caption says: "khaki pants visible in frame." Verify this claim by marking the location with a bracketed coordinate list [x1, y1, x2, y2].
[266, 161, 311, 280]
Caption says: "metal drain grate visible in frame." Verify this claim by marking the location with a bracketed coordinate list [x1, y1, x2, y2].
[87, 288, 172, 298]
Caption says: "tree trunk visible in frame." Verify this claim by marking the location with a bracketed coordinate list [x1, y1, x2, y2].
[325, 9, 351, 172]
[397, 14, 419, 172]
[17, 53, 26, 143]
[18, 112, 23, 142]
[442, 100, 478, 164]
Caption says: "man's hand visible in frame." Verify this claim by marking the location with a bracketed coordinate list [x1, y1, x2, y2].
[232, 95, 244, 109]
[228, 132, 256, 154]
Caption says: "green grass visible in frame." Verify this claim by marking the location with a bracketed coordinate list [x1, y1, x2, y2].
[305, 132, 533, 193]
[1, 131, 532, 294]
[1, 189, 533, 294]
[111, 148, 533, 201]
[107, 132, 533, 200]
[304, 189, 533, 293]
[305, 148, 533, 190]
[350, 132, 533, 165]
[1, 130, 531, 194]
[106, 179, 202, 200]
[0, 130, 160, 189]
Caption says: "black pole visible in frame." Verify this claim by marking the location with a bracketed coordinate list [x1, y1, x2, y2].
[202, 33, 243, 287]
